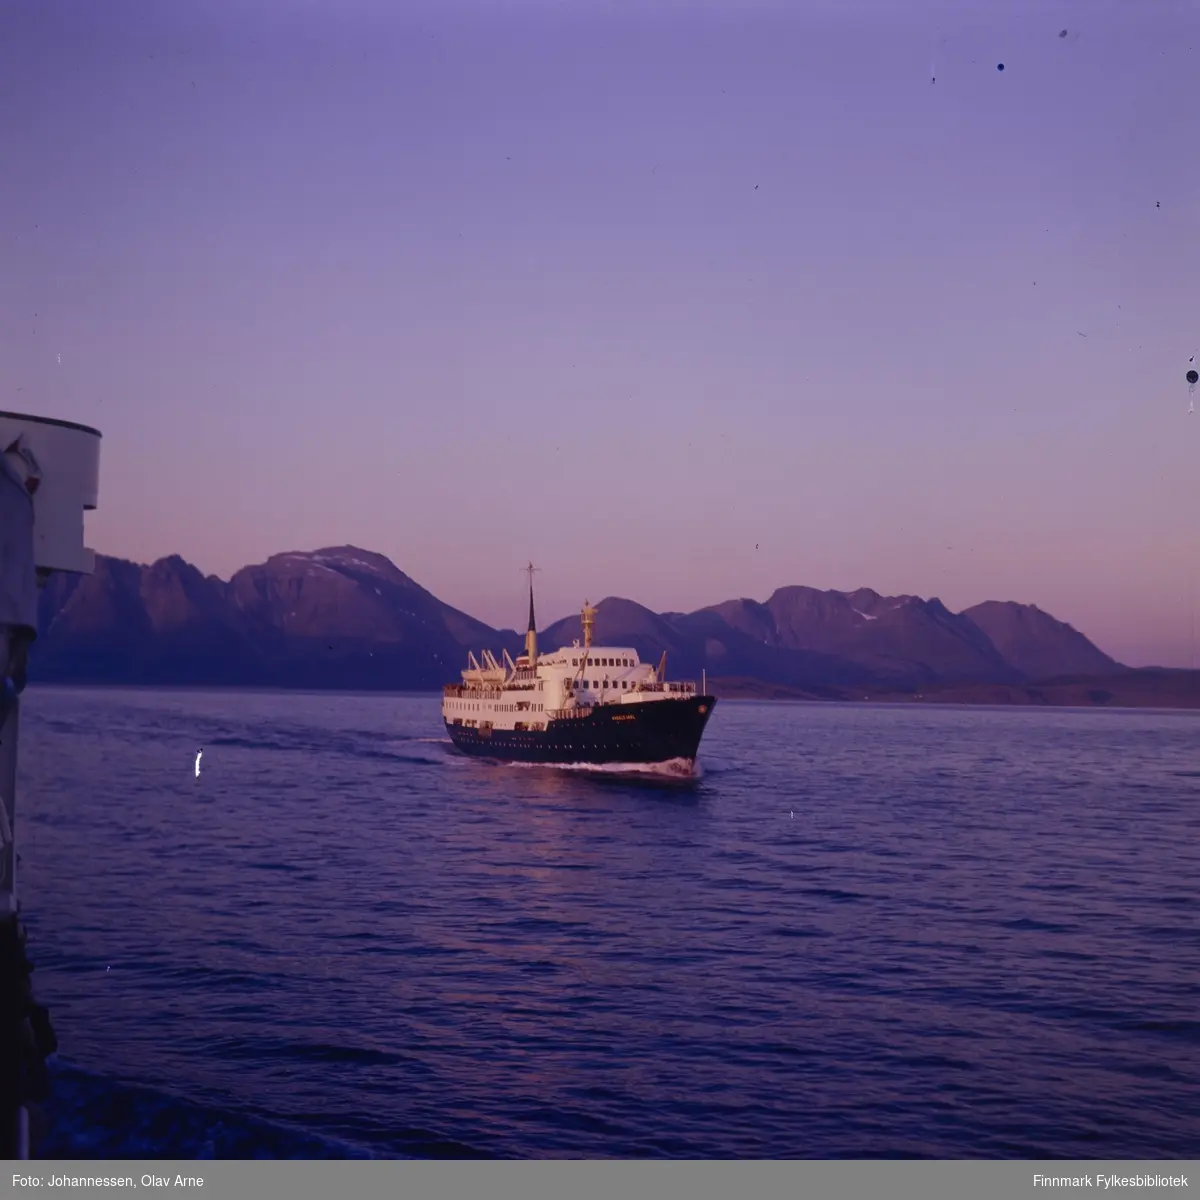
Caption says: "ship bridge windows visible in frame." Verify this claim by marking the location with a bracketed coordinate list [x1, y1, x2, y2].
[568, 653, 631, 670]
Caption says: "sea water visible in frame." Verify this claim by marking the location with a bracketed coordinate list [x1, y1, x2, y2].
[16, 686, 1200, 1158]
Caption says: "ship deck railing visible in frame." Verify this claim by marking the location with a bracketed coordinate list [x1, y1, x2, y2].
[443, 685, 503, 700]
[547, 706, 589, 721]
[548, 682, 698, 719]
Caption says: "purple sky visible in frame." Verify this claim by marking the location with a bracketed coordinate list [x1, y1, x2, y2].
[5, 1, 1199, 666]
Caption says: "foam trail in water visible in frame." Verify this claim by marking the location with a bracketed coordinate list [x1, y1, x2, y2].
[509, 757, 701, 780]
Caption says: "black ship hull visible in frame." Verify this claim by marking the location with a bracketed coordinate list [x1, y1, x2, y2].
[445, 695, 716, 766]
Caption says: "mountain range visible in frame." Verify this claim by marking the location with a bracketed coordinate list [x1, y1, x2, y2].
[28, 545, 1137, 702]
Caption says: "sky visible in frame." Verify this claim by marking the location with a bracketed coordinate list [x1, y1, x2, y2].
[4, 0, 1199, 666]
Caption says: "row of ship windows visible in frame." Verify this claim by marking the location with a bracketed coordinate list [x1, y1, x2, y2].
[452, 719, 547, 731]
[448, 702, 546, 711]
[572, 657, 631, 668]
[573, 680, 631, 690]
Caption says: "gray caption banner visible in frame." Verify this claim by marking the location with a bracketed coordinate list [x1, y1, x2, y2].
[2, 1160, 1195, 1200]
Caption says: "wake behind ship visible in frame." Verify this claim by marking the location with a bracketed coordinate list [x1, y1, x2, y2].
[442, 568, 716, 768]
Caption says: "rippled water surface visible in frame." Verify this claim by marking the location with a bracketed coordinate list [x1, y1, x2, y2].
[16, 687, 1200, 1157]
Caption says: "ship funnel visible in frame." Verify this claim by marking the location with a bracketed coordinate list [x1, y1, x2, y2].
[581, 600, 595, 649]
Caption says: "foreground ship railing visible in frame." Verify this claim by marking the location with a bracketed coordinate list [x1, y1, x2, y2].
[0, 410, 101, 1159]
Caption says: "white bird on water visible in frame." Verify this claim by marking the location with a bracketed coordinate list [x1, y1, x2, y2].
[195, 749, 203, 778]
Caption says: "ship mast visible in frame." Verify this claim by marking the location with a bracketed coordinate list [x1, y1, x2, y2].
[523, 561, 539, 669]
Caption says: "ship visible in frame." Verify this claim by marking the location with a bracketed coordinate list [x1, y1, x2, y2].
[442, 565, 716, 768]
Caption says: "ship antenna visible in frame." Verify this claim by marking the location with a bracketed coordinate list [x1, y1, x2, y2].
[523, 562, 540, 669]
